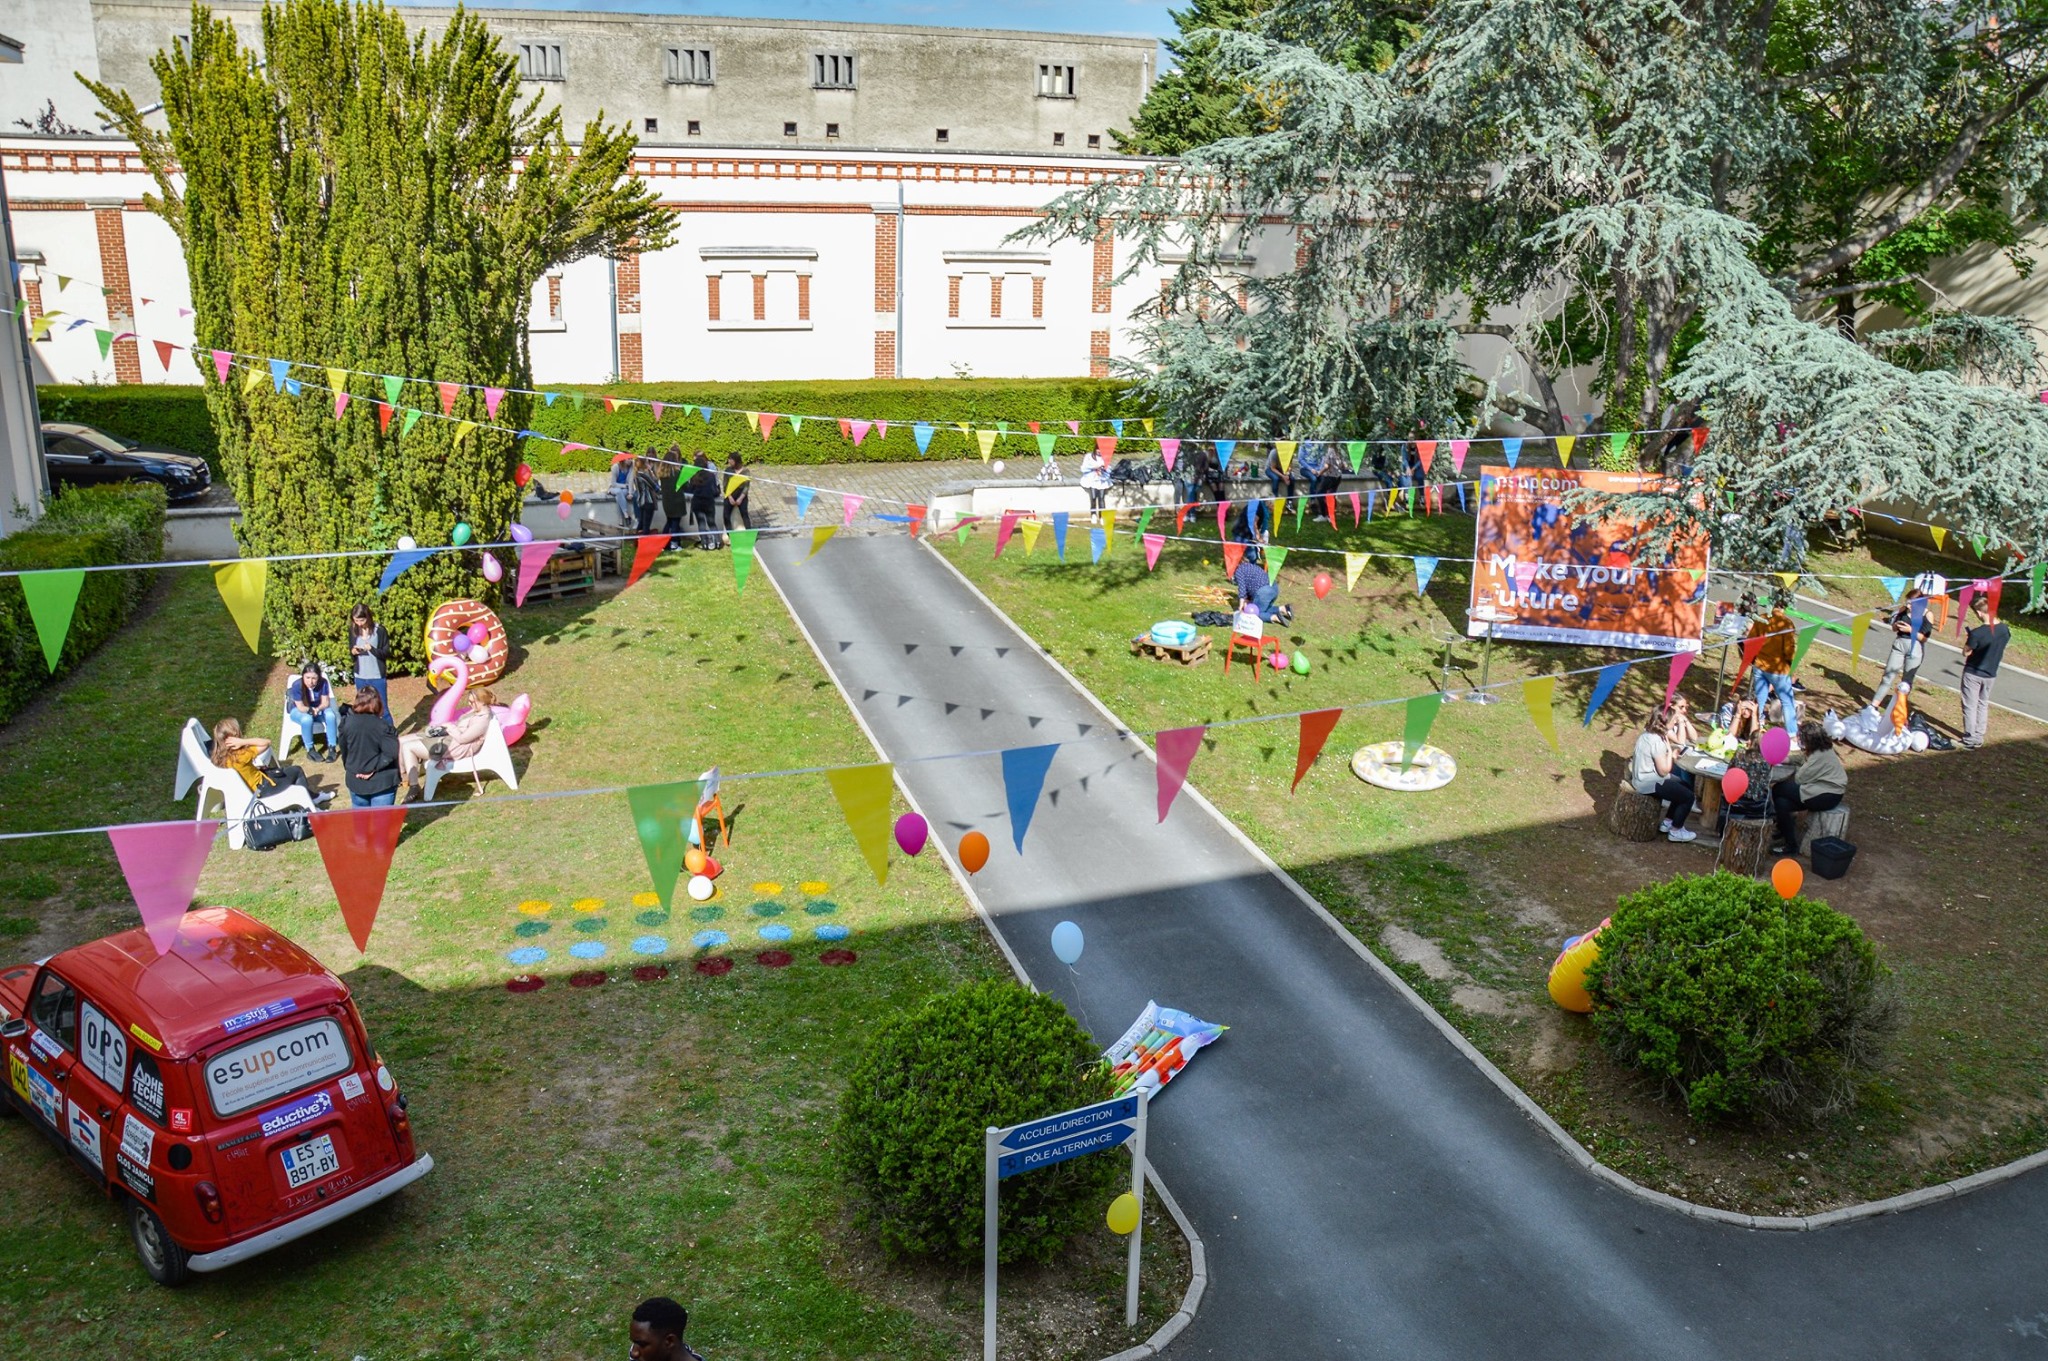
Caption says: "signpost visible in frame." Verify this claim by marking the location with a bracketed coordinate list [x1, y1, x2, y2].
[983, 1089, 1151, 1361]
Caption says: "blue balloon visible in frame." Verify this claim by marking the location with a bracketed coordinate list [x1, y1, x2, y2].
[1050, 920, 1084, 965]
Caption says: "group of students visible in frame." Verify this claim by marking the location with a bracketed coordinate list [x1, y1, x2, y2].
[1631, 704, 1849, 855]
[613, 446, 751, 549]
[208, 604, 501, 814]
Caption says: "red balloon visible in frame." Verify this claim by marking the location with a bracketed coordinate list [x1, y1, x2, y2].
[1312, 572, 1334, 600]
[514, 463, 532, 487]
[1721, 767, 1749, 804]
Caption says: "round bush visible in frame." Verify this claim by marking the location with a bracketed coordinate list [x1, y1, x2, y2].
[1585, 871, 1898, 1122]
[837, 981, 1119, 1265]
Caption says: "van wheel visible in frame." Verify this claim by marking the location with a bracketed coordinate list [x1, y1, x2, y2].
[129, 1200, 191, 1286]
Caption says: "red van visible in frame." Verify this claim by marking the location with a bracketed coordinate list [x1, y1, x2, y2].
[0, 908, 431, 1284]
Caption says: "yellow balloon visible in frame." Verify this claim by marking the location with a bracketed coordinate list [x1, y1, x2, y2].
[1105, 1192, 1140, 1236]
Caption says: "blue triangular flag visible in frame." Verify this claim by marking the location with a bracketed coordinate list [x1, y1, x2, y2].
[377, 547, 435, 595]
[1215, 440, 1235, 473]
[1881, 576, 1908, 602]
[543, 392, 559, 407]
[515, 429, 538, 439]
[1051, 511, 1069, 560]
[1112, 419, 1124, 438]
[1365, 490, 1375, 524]
[1501, 437, 1522, 469]
[1583, 662, 1629, 727]
[1090, 527, 1106, 563]
[914, 422, 934, 454]
[1413, 556, 1439, 594]
[699, 406, 713, 424]
[796, 487, 816, 519]
[1001, 744, 1061, 854]
[268, 358, 290, 392]
[1908, 596, 1927, 631]
[1454, 481, 1466, 511]
[284, 377, 302, 397]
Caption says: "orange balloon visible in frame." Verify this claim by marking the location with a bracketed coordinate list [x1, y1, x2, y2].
[558, 489, 574, 504]
[958, 831, 990, 874]
[684, 847, 709, 875]
[1771, 857, 1803, 899]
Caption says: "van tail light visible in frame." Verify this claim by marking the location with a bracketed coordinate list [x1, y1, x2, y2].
[195, 1181, 223, 1224]
[386, 1099, 413, 1151]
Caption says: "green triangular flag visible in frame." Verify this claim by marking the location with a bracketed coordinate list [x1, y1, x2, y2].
[1266, 546, 1288, 577]
[18, 568, 86, 672]
[571, 393, 585, 411]
[1791, 621, 1824, 670]
[791, 415, 804, 434]
[1609, 430, 1628, 459]
[1036, 432, 1057, 460]
[626, 780, 705, 911]
[729, 529, 758, 593]
[401, 409, 421, 437]
[1345, 440, 1366, 472]
[382, 374, 403, 405]
[95, 329, 114, 360]
[2030, 561, 2047, 610]
[1293, 496, 1306, 531]
[1970, 534, 1987, 559]
[1136, 506, 1155, 535]
[1401, 693, 1444, 773]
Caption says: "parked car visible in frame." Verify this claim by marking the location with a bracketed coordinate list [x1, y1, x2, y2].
[41, 421, 212, 502]
[0, 908, 431, 1285]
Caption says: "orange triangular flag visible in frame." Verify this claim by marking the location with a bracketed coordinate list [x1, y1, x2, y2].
[376, 401, 393, 434]
[626, 534, 668, 588]
[309, 807, 407, 952]
[1292, 709, 1344, 791]
[1222, 542, 1246, 577]
[437, 382, 458, 417]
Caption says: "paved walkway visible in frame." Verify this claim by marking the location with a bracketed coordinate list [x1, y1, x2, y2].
[759, 533, 2048, 1360]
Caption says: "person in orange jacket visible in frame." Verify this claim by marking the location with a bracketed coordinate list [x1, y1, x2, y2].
[1746, 596, 1798, 728]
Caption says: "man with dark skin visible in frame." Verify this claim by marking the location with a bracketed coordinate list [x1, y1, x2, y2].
[629, 1296, 704, 1361]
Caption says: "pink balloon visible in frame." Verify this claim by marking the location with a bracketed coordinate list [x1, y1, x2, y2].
[894, 813, 929, 857]
[556, 501, 572, 519]
[510, 524, 533, 544]
[1760, 727, 1791, 765]
[481, 551, 504, 583]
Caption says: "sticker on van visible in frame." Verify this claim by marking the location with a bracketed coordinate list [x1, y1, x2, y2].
[221, 997, 298, 1035]
[25, 1066, 60, 1125]
[129, 1053, 165, 1123]
[67, 1099, 102, 1163]
[120, 1112, 155, 1166]
[7, 1050, 25, 1101]
[258, 1090, 333, 1138]
[206, 1018, 351, 1117]
[80, 1001, 128, 1090]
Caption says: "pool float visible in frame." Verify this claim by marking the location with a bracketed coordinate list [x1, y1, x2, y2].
[1548, 917, 1611, 1013]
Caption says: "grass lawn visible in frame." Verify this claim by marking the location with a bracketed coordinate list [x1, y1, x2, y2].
[0, 560, 1185, 1360]
[940, 504, 2048, 1215]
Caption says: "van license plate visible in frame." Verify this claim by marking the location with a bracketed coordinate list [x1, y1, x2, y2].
[282, 1133, 339, 1189]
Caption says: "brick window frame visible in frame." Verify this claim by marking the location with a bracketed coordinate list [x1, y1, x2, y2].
[941, 249, 1050, 330]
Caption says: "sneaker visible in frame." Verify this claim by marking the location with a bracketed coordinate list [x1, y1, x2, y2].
[1667, 827, 1698, 843]
[1660, 818, 1673, 833]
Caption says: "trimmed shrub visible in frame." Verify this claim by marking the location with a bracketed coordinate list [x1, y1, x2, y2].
[1585, 871, 1899, 1122]
[837, 981, 1120, 1266]
[0, 483, 167, 724]
[38, 385, 223, 471]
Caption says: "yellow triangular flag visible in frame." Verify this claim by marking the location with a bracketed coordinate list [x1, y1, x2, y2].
[1555, 435, 1575, 468]
[454, 420, 476, 443]
[1523, 675, 1561, 754]
[1020, 518, 1042, 555]
[724, 473, 749, 496]
[743, 411, 761, 434]
[1777, 572, 1799, 591]
[1102, 508, 1117, 558]
[212, 559, 267, 653]
[325, 367, 347, 397]
[242, 365, 266, 395]
[1931, 525, 1948, 551]
[825, 763, 894, 886]
[1345, 552, 1369, 592]
[955, 421, 972, 435]
[976, 429, 997, 461]
[1274, 440, 1298, 472]
[1142, 418, 1155, 436]
[1851, 610, 1879, 677]
[807, 526, 836, 559]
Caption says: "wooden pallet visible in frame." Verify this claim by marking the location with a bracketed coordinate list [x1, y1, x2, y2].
[523, 548, 597, 603]
[1131, 632, 1211, 666]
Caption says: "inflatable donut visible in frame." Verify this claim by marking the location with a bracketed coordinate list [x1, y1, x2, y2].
[1548, 917, 1611, 1013]
[1349, 740, 1458, 792]
[424, 598, 510, 687]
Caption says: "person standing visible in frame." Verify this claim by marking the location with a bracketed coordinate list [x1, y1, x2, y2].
[338, 689, 402, 808]
[722, 452, 752, 534]
[286, 660, 340, 762]
[1870, 589, 1928, 712]
[610, 453, 634, 524]
[347, 604, 390, 717]
[687, 453, 724, 549]
[630, 457, 660, 534]
[659, 455, 691, 549]
[1746, 597, 1798, 727]
[629, 1297, 706, 1361]
[1960, 593, 2011, 749]
[1078, 443, 1111, 520]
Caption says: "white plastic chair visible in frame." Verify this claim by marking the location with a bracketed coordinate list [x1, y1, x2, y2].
[420, 718, 520, 800]
[277, 669, 340, 761]
[175, 718, 317, 850]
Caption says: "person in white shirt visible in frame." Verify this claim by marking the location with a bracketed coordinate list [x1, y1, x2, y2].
[1079, 447, 1112, 519]
[1629, 711, 1698, 842]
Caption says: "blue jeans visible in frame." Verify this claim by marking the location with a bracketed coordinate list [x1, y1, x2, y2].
[1752, 668, 1796, 724]
[356, 677, 389, 716]
[351, 790, 396, 808]
[1250, 582, 1281, 621]
[293, 707, 339, 753]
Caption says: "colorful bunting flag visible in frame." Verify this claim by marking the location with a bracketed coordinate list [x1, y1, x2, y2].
[1143, 533, 1165, 570]
[153, 339, 177, 371]
[1096, 435, 1118, 461]
[851, 419, 872, 447]
[906, 504, 928, 537]
[996, 511, 1022, 557]
[401, 409, 422, 437]
[842, 494, 864, 526]
[1088, 527, 1106, 564]
[1583, 661, 1628, 726]
[1502, 437, 1523, 469]
[213, 560, 267, 652]
[1345, 440, 1366, 473]
[1222, 542, 1246, 577]
[376, 401, 393, 434]
[1001, 745, 1060, 853]
[1274, 440, 1298, 472]
[808, 526, 837, 559]
[18, 568, 85, 672]
[269, 358, 290, 391]
[109, 820, 221, 956]
[1135, 507, 1155, 535]
[1266, 545, 1288, 577]
[333, 391, 351, 420]
[1155, 727, 1205, 822]
[2029, 561, 2047, 610]
[1159, 439, 1180, 470]
[626, 780, 705, 910]
[1037, 432, 1057, 460]
[758, 414, 778, 441]
[437, 382, 458, 416]
[514, 542, 561, 606]
[826, 764, 894, 885]
[1348, 491, 1361, 527]
[310, 807, 407, 952]
[1401, 693, 1443, 773]
[1415, 440, 1437, 474]
[1791, 622, 1823, 670]
[650, 402, 665, 422]
[1931, 525, 1948, 551]
[1019, 519, 1042, 555]
[1449, 439, 1469, 474]
[1413, 556, 1439, 595]
[378, 546, 434, 595]
[1292, 709, 1343, 792]
[796, 487, 816, 520]
[1051, 512, 1070, 560]
[1215, 440, 1236, 472]
[977, 429, 998, 461]
[1851, 610, 1879, 675]
[485, 387, 506, 420]
[626, 535, 668, 589]
[1691, 425, 1709, 453]
[1880, 576, 1908, 602]
[1523, 676, 1561, 753]
[1665, 652, 1693, 707]
[1555, 435, 1576, 468]
[1344, 553, 1369, 591]
[212, 349, 233, 384]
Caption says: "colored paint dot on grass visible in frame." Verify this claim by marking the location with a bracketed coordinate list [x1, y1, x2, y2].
[799, 881, 830, 896]
[802, 899, 839, 917]
[635, 908, 671, 927]
[569, 971, 607, 988]
[513, 920, 552, 938]
[758, 924, 793, 942]
[506, 974, 546, 993]
[690, 930, 730, 950]
[573, 916, 608, 934]
[506, 946, 548, 966]
[750, 901, 785, 918]
[517, 899, 553, 916]
[751, 881, 783, 895]
[815, 924, 851, 942]
[689, 905, 724, 923]
[632, 965, 670, 983]
[631, 935, 669, 956]
[756, 950, 793, 968]
[572, 897, 604, 913]
[819, 949, 858, 967]
[695, 957, 734, 977]
[632, 892, 662, 908]
[568, 941, 607, 960]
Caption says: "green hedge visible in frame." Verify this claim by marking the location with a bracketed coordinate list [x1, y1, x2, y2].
[41, 378, 1148, 477]
[0, 483, 168, 725]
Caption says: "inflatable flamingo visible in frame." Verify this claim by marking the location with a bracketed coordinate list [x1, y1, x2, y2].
[491, 694, 532, 744]
[430, 653, 532, 740]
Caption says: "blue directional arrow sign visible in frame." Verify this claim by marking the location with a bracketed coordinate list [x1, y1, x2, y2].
[998, 1120, 1135, 1179]
[999, 1094, 1139, 1152]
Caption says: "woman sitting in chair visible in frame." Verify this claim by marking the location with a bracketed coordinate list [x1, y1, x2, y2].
[398, 687, 496, 800]
[211, 717, 317, 799]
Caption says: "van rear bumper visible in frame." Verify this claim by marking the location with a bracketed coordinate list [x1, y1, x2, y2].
[186, 1153, 433, 1274]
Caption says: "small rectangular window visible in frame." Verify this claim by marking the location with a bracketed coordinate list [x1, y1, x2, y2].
[1037, 64, 1075, 99]
[1052, 132, 1066, 147]
[665, 46, 714, 85]
[935, 128, 949, 143]
[1087, 134, 1101, 149]
[644, 117, 658, 134]
[687, 120, 702, 136]
[783, 121, 798, 137]
[812, 52, 857, 89]
[517, 41, 565, 81]
[206, 1017, 354, 1117]
[825, 122, 840, 138]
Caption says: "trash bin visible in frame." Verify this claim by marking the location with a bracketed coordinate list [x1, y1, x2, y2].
[1809, 836, 1856, 880]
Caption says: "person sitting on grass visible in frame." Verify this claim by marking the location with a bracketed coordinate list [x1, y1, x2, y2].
[1772, 720, 1847, 855]
[1629, 710, 1698, 843]
[1233, 546, 1292, 625]
[398, 687, 497, 800]
[286, 660, 340, 762]
[629, 1296, 706, 1361]
[210, 717, 319, 800]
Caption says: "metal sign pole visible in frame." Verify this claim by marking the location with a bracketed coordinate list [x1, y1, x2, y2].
[1124, 1087, 1150, 1328]
[984, 1125, 1000, 1361]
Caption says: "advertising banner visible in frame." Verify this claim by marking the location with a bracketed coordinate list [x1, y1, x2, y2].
[1469, 469, 1709, 652]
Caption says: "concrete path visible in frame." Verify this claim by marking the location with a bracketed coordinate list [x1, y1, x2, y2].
[760, 534, 2048, 1360]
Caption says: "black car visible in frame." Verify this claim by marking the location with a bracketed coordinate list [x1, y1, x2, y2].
[42, 422, 213, 503]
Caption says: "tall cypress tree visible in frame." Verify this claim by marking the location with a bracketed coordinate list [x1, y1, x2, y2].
[87, 1, 672, 668]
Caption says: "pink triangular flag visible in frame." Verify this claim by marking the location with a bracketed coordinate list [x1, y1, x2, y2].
[996, 510, 1022, 557]
[178, 307, 194, 318]
[1216, 502, 1229, 538]
[875, 420, 888, 440]
[1066, 421, 1080, 435]
[1159, 439, 1180, 470]
[109, 820, 221, 955]
[851, 420, 872, 447]
[626, 534, 668, 589]
[484, 386, 506, 420]
[514, 541, 561, 606]
[1450, 439, 1469, 474]
[1155, 726, 1205, 823]
[333, 391, 350, 420]
[153, 339, 177, 371]
[1665, 651, 1694, 708]
[843, 493, 864, 526]
[651, 402, 665, 421]
[1348, 491, 1361, 527]
[1143, 533, 1165, 570]
[211, 349, 232, 383]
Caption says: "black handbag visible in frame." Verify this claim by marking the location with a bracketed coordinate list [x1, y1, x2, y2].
[244, 799, 313, 850]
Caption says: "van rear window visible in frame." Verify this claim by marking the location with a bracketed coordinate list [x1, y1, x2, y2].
[205, 1017, 352, 1117]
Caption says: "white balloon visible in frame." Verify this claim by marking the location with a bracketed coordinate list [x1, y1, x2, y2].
[396, 535, 417, 552]
[686, 874, 715, 902]
[992, 459, 1006, 474]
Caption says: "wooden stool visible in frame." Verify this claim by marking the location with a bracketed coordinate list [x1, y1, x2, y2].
[1610, 784, 1665, 842]
[1222, 633, 1264, 678]
[1717, 816, 1772, 876]
[1805, 803, 1851, 844]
